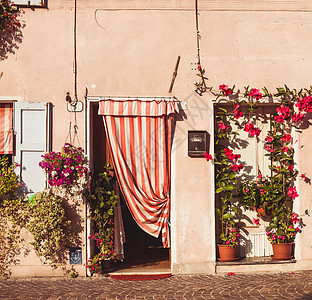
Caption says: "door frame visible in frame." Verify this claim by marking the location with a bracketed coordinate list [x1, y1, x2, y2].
[85, 96, 174, 272]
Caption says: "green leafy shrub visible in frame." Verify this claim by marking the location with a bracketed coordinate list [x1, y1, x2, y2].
[27, 190, 73, 269]
[0, 198, 28, 278]
[85, 163, 118, 274]
[0, 155, 19, 203]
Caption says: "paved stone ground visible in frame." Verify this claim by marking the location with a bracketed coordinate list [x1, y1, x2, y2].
[0, 271, 312, 299]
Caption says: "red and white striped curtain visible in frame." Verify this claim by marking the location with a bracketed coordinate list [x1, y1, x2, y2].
[0, 104, 13, 154]
[98, 99, 177, 247]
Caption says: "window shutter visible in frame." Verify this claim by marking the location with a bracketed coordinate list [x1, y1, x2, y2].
[14, 102, 51, 194]
[0, 103, 13, 154]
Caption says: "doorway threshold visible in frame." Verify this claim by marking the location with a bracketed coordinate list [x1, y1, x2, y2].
[110, 260, 171, 280]
[111, 259, 170, 275]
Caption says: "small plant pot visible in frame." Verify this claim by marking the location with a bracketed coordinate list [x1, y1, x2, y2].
[271, 243, 294, 260]
[217, 244, 239, 262]
[101, 260, 114, 273]
[253, 205, 270, 217]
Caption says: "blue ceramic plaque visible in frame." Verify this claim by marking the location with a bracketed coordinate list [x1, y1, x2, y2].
[69, 247, 82, 264]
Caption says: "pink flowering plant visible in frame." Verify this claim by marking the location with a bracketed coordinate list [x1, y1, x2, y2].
[211, 112, 243, 247]
[86, 229, 117, 274]
[224, 226, 240, 247]
[210, 84, 307, 246]
[0, 0, 20, 33]
[39, 143, 90, 197]
[85, 163, 118, 274]
[266, 211, 300, 244]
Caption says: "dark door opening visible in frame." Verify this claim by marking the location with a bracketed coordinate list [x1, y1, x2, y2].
[90, 101, 170, 271]
[114, 192, 169, 271]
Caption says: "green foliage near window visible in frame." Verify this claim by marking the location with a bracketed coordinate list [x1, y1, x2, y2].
[0, 156, 26, 278]
[0, 198, 28, 278]
[85, 163, 119, 274]
[213, 119, 241, 247]
[238, 176, 284, 215]
[26, 190, 74, 269]
[207, 84, 307, 246]
[0, 156, 20, 203]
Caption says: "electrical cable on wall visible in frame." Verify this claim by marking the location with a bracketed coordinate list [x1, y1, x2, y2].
[94, 9, 106, 30]
[74, 0, 78, 104]
[69, 0, 81, 146]
[194, 0, 210, 96]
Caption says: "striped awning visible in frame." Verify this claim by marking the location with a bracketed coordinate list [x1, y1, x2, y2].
[98, 98, 178, 117]
[0, 104, 13, 154]
[99, 99, 177, 247]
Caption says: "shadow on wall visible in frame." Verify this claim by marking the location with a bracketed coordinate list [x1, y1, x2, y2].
[63, 199, 84, 250]
[0, 10, 25, 61]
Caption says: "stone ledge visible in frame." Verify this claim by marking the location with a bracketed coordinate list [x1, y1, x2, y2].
[216, 256, 296, 266]
[216, 257, 298, 274]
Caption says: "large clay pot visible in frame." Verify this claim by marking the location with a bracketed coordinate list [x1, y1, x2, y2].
[217, 244, 239, 262]
[271, 243, 294, 260]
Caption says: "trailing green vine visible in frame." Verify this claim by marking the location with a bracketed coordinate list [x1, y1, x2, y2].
[85, 163, 118, 274]
[0, 156, 20, 203]
[0, 198, 28, 278]
[26, 190, 75, 269]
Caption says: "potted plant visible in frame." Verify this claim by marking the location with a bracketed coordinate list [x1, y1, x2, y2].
[239, 174, 283, 217]
[209, 117, 243, 261]
[39, 143, 90, 198]
[217, 224, 240, 261]
[206, 85, 309, 263]
[85, 163, 119, 274]
[266, 209, 300, 260]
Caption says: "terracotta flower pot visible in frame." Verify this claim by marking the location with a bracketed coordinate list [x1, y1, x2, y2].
[254, 205, 267, 216]
[271, 243, 294, 260]
[217, 244, 239, 262]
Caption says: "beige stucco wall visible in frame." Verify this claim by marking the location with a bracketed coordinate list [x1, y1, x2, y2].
[0, 0, 311, 275]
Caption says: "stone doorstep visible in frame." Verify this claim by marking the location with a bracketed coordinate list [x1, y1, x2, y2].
[216, 256, 297, 274]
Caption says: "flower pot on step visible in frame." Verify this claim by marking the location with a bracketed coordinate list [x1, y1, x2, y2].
[271, 243, 294, 260]
[217, 244, 239, 262]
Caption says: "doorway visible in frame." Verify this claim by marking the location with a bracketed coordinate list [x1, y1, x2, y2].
[89, 101, 170, 271]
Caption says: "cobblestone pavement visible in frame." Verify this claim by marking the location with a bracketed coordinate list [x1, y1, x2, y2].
[0, 271, 312, 300]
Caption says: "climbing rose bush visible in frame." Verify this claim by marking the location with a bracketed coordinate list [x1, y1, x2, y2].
[39, 143, 90, 197]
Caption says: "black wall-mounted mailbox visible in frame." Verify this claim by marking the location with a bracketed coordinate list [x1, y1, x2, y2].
[188, 130, 209, 157]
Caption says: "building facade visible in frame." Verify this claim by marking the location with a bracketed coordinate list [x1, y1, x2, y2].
[1, 0, 312, 276]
